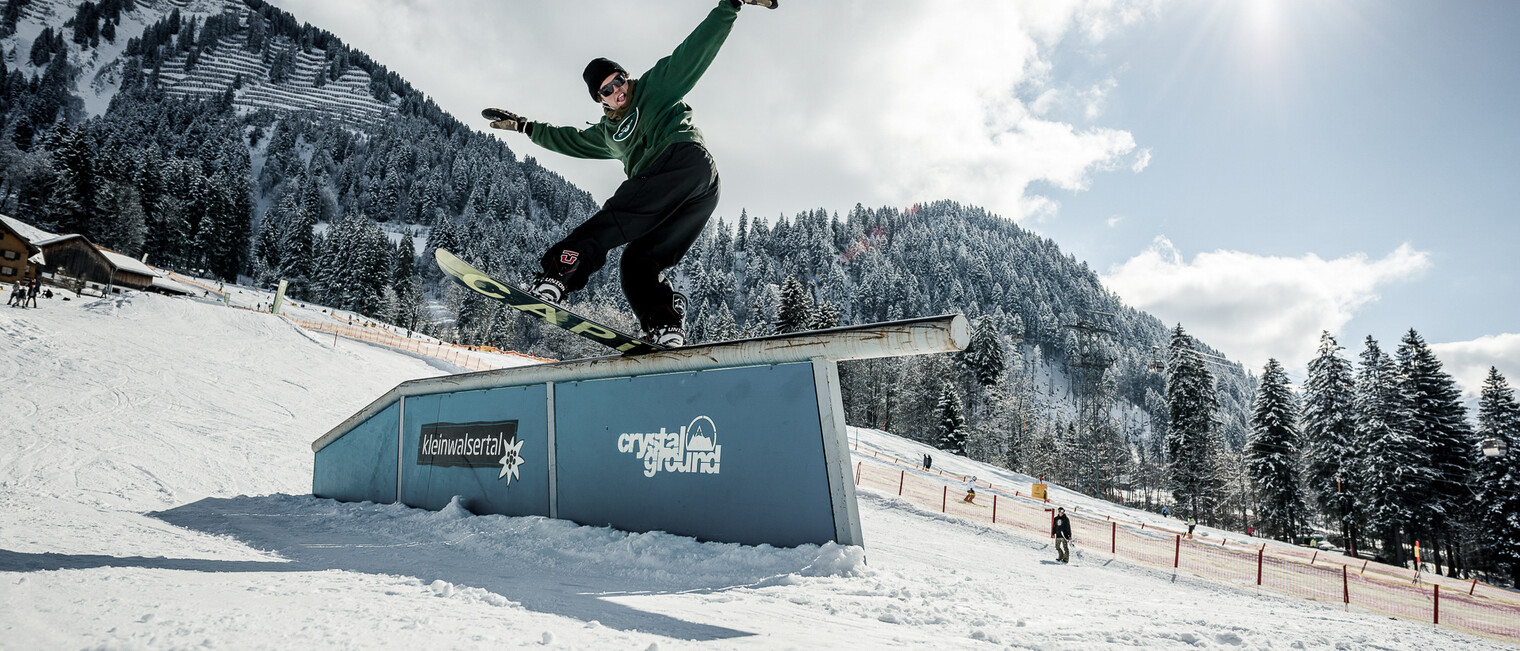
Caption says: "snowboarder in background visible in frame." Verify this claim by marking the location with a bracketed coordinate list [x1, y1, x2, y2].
[1186, 517, 1197, 539]
[482, 0, 778, 347]
[963, 476, 978, 503]
[1052, 507, 1072, 563]
[1160, 505, 1171, 518]
[923, 453, 933, 470]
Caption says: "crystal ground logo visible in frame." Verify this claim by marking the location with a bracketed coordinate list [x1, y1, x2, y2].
[418, 420, 526, 484]
[616, 415, 721, 478]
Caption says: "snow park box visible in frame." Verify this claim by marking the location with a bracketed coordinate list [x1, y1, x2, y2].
[311, 315, 969, 548]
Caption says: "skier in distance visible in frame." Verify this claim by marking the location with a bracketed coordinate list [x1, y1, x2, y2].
[482, 0, 778, 347]
[1052, 507, 1072, 563]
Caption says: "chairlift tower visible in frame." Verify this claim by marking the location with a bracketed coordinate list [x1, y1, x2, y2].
[1063, 309, 1118, 425]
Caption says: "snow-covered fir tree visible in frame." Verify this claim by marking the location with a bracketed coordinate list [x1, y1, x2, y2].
[1395, 329, 1472, 574]
[774, 275, 813, 334]
[1300, 331, 1363, 555]
[1474, 367, 1520, 587]
[1355, 336, 1430, 566]
[934, 380, 968, 456]
[1246, 358, 1306, 541]
[1166, 325, 1223, 522]
[959, 317, 1007, 387]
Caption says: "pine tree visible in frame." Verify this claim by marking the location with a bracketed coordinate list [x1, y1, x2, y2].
[1301, 331, 1362, 554]
[1356, 336, 1429, 566]
[1474, 368, 1520, 587]
[1246, 358, 1306, 541]
[934, 380, 968, 455]
[959, 317, 1007, 387]
[1165, 324, 1223, 522]
[774, 275, 812, 334]
[1395, 329, 1473, 574]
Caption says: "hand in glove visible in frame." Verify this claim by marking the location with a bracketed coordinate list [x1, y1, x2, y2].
[731, 0, 778, 8]
[482, 108, 528, 133]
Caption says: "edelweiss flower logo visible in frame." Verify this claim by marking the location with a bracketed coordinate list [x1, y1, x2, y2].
[498, 438, 526, 483]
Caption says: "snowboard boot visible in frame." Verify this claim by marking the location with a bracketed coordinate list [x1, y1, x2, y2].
[642, 324, 686, 348]
[528, 275, 567, 303]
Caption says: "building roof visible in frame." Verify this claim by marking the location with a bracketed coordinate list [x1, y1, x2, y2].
[0, 213, 56, 244]
[100, 247, 158, 277]
[1, 214, 163, 278]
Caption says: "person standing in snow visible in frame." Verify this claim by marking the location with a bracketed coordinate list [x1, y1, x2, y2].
[6, 281, 23, 307]
[962, 476, 978, 503]
[482, 0, 778, 347]
[26, 277, 39, 308]
[1052, 507, 1073, 563]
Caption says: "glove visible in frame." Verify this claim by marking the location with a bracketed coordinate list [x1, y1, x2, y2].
[482, 107, 528, 133]
[731, 0, 778, 8]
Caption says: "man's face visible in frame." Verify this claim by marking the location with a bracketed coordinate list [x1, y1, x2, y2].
[598, 72, 629, 110]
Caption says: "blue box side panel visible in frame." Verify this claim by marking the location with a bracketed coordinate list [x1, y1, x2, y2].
[400, 385, 550, 517]
[555, 363, 836, 547]
[313, 402, 399, 503]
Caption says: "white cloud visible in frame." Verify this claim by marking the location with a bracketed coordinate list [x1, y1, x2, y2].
[1131, 147, 1153, 172]
[266, 0, 1150, 223]
[1101, 238, 1431, 370]
[1430, 334, 1520, 400]
[1106, 215, 1124, 228]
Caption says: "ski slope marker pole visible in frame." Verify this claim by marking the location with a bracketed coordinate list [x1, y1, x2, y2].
[992, 494, 998, 523]
[854, 461, 861, 485]
[1433, 584, 1439, 625]
[1257, 547, 1263, 586]
[1342, 565, 1349, 609]
[898, 470, 905, 496]
[1174, 535, 1181, 568]
[941, 486, 947, 512]
[1111, 522, 1117, 554]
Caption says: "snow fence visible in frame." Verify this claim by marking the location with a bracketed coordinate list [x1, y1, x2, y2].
[311, 314, 969, 549]
[852, 451, 1520, 645]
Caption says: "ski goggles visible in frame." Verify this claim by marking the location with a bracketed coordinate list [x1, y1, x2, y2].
[598, 73, 627, 98]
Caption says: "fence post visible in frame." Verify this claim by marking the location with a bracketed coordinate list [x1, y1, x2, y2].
[942, 485, 947, 513]
[854, 461, 861, 485]
[1342, 565, 1349, 609]
[1257, 546, 1264, 586]
[1111, 521, 1117, 554]
[898, 470, 905, 495]
[1310, 550, 1318, 565]
[1360, 559, 1369, 574]
[1433, 584, 1440, 625]
[1174, 535, 1181, 568]
[992, 494, 998, 524]
[1469, 578, 1478, 596]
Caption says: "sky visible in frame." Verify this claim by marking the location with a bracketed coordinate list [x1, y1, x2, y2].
[267, 0, 1519, 395]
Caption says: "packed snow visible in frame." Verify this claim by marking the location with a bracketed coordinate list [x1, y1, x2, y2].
[0, 291, 1506, 649]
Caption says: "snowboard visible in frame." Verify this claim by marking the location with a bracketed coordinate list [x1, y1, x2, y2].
[434, 248, 667, 355]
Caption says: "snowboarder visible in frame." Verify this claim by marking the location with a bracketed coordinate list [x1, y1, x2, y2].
[1052, 507, 1072, 563]
[1160, 505, 1171, 518]
[482, 0, 778, 347]
[963, 476, 977, 503]
[923, 453, 933, 470]
[1186, 517, 1197, 539]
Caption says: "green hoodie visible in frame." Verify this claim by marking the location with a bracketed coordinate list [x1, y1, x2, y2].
[528, 0, 739, 178]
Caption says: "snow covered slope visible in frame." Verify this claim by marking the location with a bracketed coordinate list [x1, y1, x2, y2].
[0, 292, 1504, 649]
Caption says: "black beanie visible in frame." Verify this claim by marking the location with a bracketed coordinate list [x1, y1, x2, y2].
[583, 58, 627, 101]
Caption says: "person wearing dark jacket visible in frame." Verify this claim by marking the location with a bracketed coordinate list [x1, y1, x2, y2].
[1052, 507, 1073, 563]
[482, 0, 777, 347]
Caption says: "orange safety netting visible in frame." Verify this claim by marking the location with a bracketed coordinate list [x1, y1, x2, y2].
[283, 315, 552, 370]
[852, 449, 1520, 644]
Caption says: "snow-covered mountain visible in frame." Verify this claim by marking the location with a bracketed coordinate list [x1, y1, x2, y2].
[0, 290, 1502, 649]
[5, 0, 394, 123]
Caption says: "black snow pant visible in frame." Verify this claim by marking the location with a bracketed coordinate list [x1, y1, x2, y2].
[539, 142, 720, 332]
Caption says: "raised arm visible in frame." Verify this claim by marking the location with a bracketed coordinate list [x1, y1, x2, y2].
[638, 0, 744, 101]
